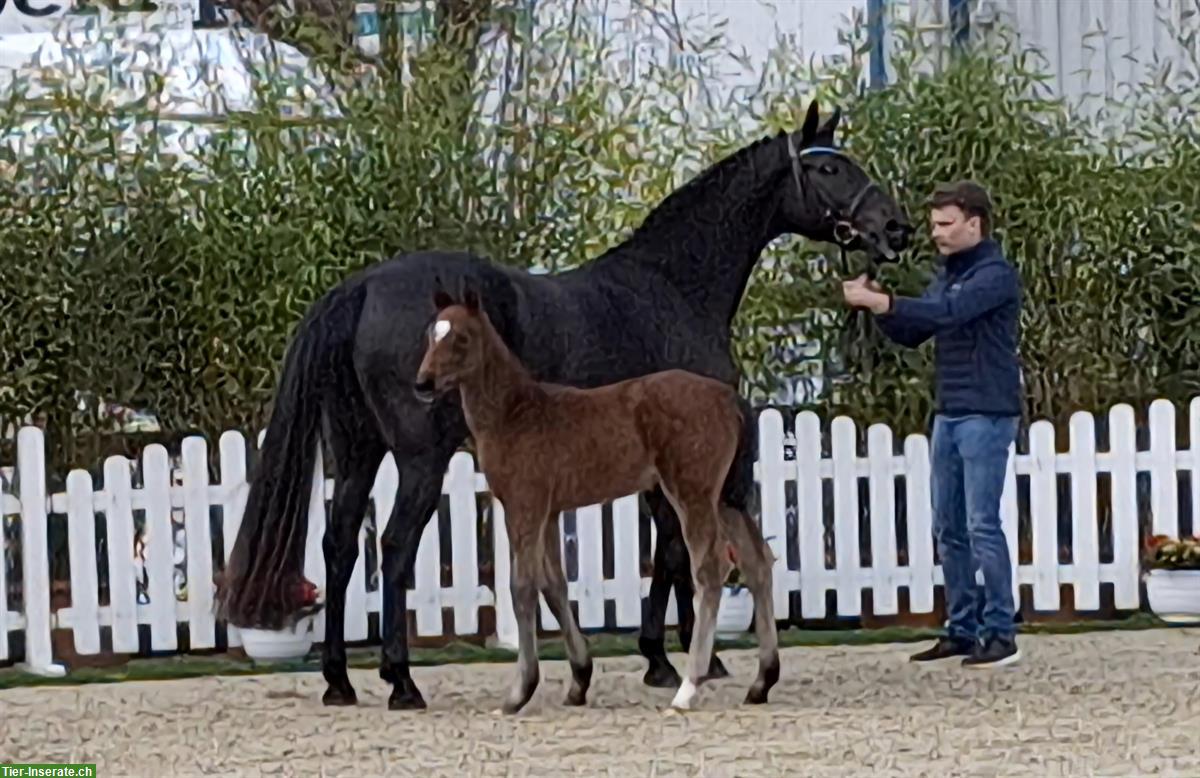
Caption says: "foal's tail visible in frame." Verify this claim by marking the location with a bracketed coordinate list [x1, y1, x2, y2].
[215, 282, 368, 630]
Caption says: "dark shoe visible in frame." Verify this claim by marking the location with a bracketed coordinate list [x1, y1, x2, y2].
[909, 636, 975, 662]
[962, 636, 1020, 668]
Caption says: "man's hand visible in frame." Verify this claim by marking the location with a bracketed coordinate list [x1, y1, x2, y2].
[842, 274, 891, 315]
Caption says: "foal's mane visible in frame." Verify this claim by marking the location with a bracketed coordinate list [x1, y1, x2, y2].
[471, 302, 534, 381]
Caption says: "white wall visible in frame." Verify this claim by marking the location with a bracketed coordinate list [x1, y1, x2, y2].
[975, 0, 1199, 119]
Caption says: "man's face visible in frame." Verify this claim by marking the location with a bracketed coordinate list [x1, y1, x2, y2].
[929, 204, 982, 255]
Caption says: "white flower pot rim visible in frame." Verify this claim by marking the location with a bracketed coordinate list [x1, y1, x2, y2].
[239, 616, 317, 660]
[1145, 568, 1200, 625]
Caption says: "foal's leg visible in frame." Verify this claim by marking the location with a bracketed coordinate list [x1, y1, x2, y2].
[671, 528, 725, 711]
[643, 490, 729, 688]
[657, 495, 729, 711]
[503, 539, 543, 714]
[720, 506, 781, 704]
[538, 517, 593, 706]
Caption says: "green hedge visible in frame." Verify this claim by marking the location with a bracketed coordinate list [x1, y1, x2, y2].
[1, 8, 1197, 472]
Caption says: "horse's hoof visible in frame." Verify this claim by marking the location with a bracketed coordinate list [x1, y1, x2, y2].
[643, 662, 682, 689]
[743, 686, 769, 705]
[702, 655, 731, 681]
[322, 685, 358, 706]
[564, 688, 587, 707]
[387, 687, 427, 711]
[501, 697, 530, 715]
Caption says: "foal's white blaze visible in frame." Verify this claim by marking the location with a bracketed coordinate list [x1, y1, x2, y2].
[433, 319, 452, 342]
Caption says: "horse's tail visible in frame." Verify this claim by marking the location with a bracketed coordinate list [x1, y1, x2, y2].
[722, 394, 778, 567]
[721, 393, 759, 518]
[215, 282, 368, 630]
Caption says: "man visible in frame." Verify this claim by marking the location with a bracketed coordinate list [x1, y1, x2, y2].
[842, 180, 1023, 668]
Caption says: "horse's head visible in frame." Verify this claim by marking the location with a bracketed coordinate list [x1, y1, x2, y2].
[776, 99, 913, 262]
[414, 287, 486, 404]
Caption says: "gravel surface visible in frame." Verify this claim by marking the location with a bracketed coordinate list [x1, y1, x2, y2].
[3, 628, 1198, 777]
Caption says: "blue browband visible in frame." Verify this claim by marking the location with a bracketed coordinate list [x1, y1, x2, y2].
[798, 145, 841, 156]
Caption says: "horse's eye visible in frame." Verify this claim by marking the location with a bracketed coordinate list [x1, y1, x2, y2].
[819, 164, 837, 175]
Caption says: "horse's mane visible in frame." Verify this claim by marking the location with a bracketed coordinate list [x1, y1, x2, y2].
[593, 130, 787, 259]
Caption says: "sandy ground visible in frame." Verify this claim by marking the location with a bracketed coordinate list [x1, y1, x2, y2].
[3, 629, 1199, 777]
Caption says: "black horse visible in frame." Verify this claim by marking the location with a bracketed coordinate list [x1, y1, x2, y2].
[215, 99, 913, 710]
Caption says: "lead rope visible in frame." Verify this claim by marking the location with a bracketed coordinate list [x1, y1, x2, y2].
[836, 242, 879, 380]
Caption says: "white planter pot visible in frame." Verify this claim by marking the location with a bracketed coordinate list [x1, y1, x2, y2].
[716, 586, 754, 638]
[1146, 569, 1200, 624]
[239, 615, 316, 661]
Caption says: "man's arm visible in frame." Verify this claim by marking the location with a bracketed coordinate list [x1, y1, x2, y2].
[871, 276, 940, 348]
[884, 262, 1019, 335]
[874, 306, 935, 347]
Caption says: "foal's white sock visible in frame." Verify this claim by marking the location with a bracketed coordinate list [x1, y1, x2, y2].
[671, 678, 698, 710]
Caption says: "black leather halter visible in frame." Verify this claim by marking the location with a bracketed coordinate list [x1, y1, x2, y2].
[786, 133, 883, 260]
[784, 134, 887, 380]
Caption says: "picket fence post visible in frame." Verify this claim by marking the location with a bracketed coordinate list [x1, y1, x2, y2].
[757, 409, 790, 617]
[491, 498, 518, 649]
[867, 422, 899, 615]
[447, 452, 482, 635]
[0, 467, 10, 662]
[1108, 403, 1140, 609]
[102, 453, 140, 653]
[64, 469, 100, 655]
[182, 437, 217, 649]
[795, 410, 825, 619]
[903, 432, 935, 613]
[218, 430, 248, 648]
[143, 444, 178, 651]
[1149, 399, 1178, 538]
[15, 427, 64, 677]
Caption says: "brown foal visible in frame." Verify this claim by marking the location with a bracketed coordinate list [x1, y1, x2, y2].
[413, 288, 780, 713]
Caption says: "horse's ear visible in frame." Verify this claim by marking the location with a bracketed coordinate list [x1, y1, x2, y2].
[433, 289, 454, 310]
[798, 99, 821, 146]
[462, 286, 481, 313]
[815, 106, 841, 145]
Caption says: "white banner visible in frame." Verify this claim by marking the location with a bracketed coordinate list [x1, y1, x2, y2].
[0, 0, 68, 35]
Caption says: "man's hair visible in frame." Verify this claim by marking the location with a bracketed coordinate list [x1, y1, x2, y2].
[928, 180, 992, 236]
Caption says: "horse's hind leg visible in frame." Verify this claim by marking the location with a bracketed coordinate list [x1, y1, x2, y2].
[376, 443, 458, 710]
[538, 517, 592, 706]
[320, 417, 387, 706]
[720, 506, 780, 704]
[642, 490, 729, 688]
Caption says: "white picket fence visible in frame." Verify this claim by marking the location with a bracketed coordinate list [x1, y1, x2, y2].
[1, 396, 1196, 676]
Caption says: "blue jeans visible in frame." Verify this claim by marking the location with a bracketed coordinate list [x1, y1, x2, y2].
[931, 413, 1019, 642]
